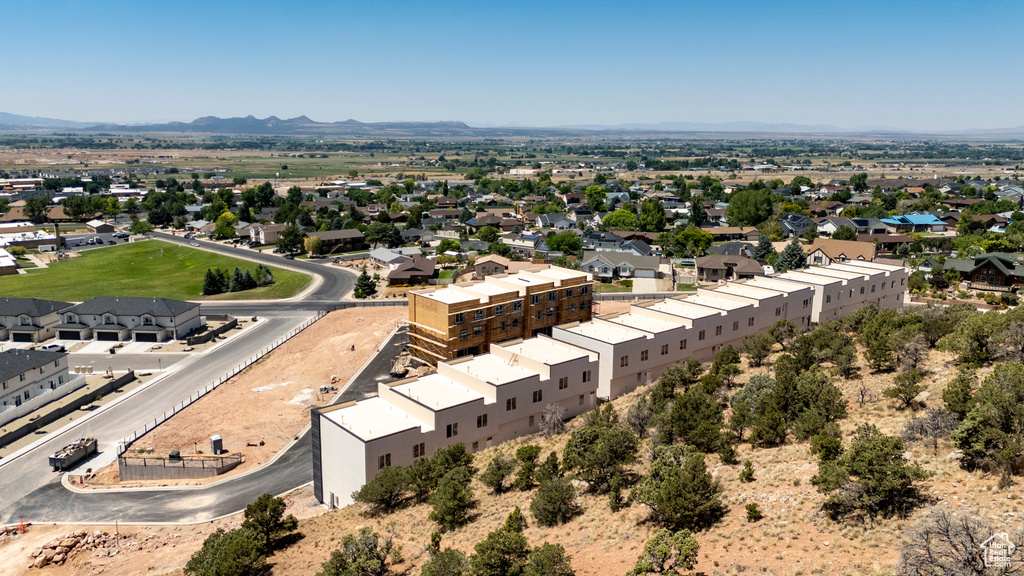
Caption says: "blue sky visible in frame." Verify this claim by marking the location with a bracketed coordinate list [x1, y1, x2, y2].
[2, 0, 1022, 130]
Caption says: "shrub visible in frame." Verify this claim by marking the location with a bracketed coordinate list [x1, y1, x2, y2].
[240, 493, 298, 553]
[631, 446, 725, 530]
[429, 466, 476, 531]
[530, 478, 581, 527]
[885, 369, 925, 410]
[316, 526, 403, 576]
[352, 465, 408, 514]
[481, 454, 516, 495]
[626, 529, 699, 576]
[738, 460, 755, 483]
[185, 527, 266, 576]
[524, 543, 575, 576]
[745, 503, 764, 522]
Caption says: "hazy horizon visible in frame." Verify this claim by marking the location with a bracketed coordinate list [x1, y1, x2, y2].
[3, 0, 1022, 131]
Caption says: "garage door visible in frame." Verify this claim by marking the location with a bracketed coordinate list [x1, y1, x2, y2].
[135, 333, 158, 342]
[58, 330, 81, 340]
[96, 332, 119, 341]
[634, 269, 656, 278]
[12, 333, 33, 342]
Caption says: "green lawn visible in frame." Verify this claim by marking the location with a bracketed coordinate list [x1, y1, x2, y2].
[676, 283, 697, 291]
[594, 282, 632, 293]
[15, 257, 37, 269]
[0, 240, 310, 301]
[438, 269, 456, 279]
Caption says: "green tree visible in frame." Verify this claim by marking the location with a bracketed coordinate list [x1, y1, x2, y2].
[353, 465, 408, 514]
[513, 445, 542, 491]
[129, 218, 155, 234]
[752, 235, 775, 263]
[725, 188, 774, 227]
[812, 424, 932, 520]
[850, 173, 868, 192]
[942, 367, 976, 420]
[687, 198, 706, 226]
[481, 454, 516, 495]
[631, 447, 725, 530]
[665, 226, 713, 258]
[23, 197, 50, 224]
[184, 527, 266, 576]
[354, 266, 378, 299]
[436, 238, 461, 255]
[626, 529, 699, 576]
[639, 198, 666, 232]
[584, 185, 607, 211]
[429, 466, 476, 531]
[529, 477, 581, 526]
[802, 223, 819, 242]
[478, 225, 499, 242]
[304, 234, 324, 256]
[545, 230, 582, 256]
[741, 332, 775, 367]
[562, 405, 639, 492]
[832, 226, 857, 241]
[202, 268, 226, 295]
[240, 493, 298, 553]
[422, 548, 469, 576]
[524, 543, 575, 576]
[469, 508, 530, 576]
[316, 526, 403, 576]
[885, 369, 925, 410]
[601, 208, 640, 230]
[276, 224, 304, 253]
[776, 238, 806, 271]
[214, 211, 238, 239]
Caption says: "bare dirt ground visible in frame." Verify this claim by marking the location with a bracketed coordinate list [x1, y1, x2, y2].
[82, 307, 406, 489]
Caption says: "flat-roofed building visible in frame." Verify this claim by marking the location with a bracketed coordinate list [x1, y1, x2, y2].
[408, 267, 593, 364]
[311, 337, 599, 508]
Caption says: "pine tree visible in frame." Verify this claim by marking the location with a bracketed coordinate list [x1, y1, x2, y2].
[354, 266, 377, 299]
[202, 268, 225, 295]
[777, 238, 807, 272]
[753, 235, 775, 263]
[242, 269, 257, 290]
[228, 267, 245, 292]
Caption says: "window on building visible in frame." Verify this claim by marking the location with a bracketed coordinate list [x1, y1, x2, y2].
[506, 397, 517, 411]
[454, 313, 465, 324]
[378, 453, 391, 470]
[582, 370, 591, 383]
[733, 321, 739, 331]
[775, 307, 781, 317]
[535, 311, 542, 321]
[803, 299, 809, 308]
[580, 285, 590, 295]
[546, 307, 555, 317]
[472, 441, 479, 451]
[565, 288, 573, 297]
[512, 318, 520, 329]
[474, 309, 484, 321]
[19, 316, 30, 326]
[460, 329, 468, 341]
[559, 376, 568, 390]
[513, 301, 522, 312]
[477, 414, 488, 428]
[716, 326, 722, 336]
[473, 326, 482, 337]
[901, 278, 906, 285]
[641, 350, 648, 361]
[548, 292, 557, 302]
[530, 294, 540, 305]
[570, 303, 576, 314]
[747, 317, 754, 327]
[143, 316, 153, 326]
[661, 344, 668, 355]
[494, 304, 504, 316]
[620, 355, 629, 367]
[413, 442, 425, 458]
[581, 300, 589, 310]
[500, 321, 507, 332]
[446, 423, 459, 438]
[860, 286, 865, 295]
[680, 339, 687, 350]
[105, 315, 115, 325]
[698, 330, 705, 341]
[871, 284, 876, 293]
[532, 390, 543, 403]
[826, 295, 832, 304]
[54, 360, 59, 367]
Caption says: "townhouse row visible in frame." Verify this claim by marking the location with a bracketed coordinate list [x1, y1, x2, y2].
[312, 259, 907, 508]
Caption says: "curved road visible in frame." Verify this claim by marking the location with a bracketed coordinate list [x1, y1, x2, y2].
[1, 236, 407, 525]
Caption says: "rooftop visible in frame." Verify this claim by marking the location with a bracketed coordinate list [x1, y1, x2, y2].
[0, 349, 66, 384]
[643, 298, 723, 320]
[561, 319, 649, 344]
[603, 312, 683, 334]
[497, 337, 595, 365]
[321, 397, 425, 441]
[681, 294, 749, 311]
[449, 354, 537, 385]
[392, 374, 486, 410]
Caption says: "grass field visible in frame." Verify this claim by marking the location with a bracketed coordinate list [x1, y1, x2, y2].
[594, 281, 632, 293]
[0, 240, 310, 301]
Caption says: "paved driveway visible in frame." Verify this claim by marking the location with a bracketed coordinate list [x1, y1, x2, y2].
[631, 277, 660, 293]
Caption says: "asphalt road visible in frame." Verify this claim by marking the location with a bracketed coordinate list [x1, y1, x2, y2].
[0, 328, 408, 524]
[0, 312, 313, 525]
[150, 231, 357, 303]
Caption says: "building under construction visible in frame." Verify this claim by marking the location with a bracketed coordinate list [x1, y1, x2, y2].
[407, 266, 593, 365]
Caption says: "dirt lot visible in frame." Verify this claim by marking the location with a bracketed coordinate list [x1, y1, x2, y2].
[83, 307, 406, 488]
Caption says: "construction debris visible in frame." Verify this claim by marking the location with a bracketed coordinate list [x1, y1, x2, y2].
[28, 530, 134, 568]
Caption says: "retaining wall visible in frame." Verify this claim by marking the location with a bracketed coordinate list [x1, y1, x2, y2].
[118, 453, 242, 481]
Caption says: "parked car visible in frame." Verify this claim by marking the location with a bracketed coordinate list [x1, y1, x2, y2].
[41, 344, 65, 352]
[284, 254, 294, 260]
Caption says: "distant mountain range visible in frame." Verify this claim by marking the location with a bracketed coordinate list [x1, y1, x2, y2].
[1, 112, 1023, 138]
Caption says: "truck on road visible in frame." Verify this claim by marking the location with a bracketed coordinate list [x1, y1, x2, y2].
[49, 438, 98, 471]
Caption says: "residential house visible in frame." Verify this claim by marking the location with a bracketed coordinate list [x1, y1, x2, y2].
[250, 223, 290, 245]
[0, 298, 73, 342]
[804, 238, 876, 266]
[780, 214, 815, 238]
[581, 231, 624, 251]
[501, 234, 544, 256]
[580, 251, 660, 279]
[943, 253, 1024, 291]
[369, 248, 411, 270]
[473, 255, 511, 278]
[400, 228, 434, 244]
[86, 219, 114, 234]
[56, 297, 203, 342]
[536, 214, 574, 230]
[702, 226, 761, 242]
[305, 229, 366, 254]
[706, 242, 755, 259]
[0, 349, 73, 425]
[880, 214, 947, 233]
[695, 254, 764, 282]
[387, 257, 436, 286]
